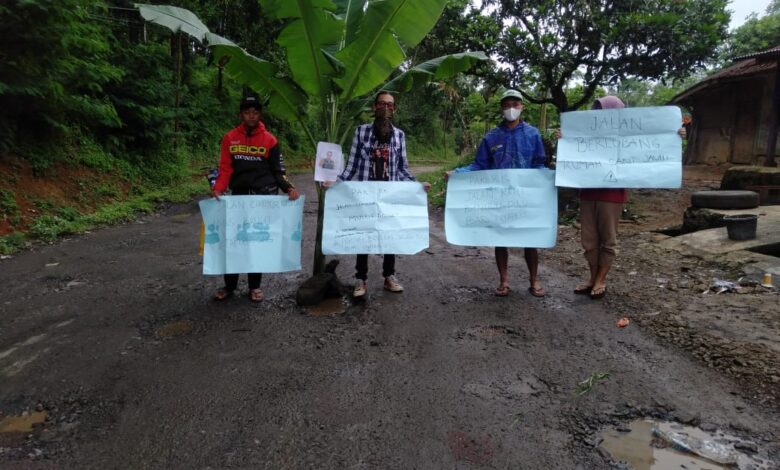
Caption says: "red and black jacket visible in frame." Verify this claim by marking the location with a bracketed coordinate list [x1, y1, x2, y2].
[213, 122, 293, 194]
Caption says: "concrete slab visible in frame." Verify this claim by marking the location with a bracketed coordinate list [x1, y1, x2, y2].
[658, 205, 780, 276]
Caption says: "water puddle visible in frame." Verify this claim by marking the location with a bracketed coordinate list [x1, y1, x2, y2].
[307, 297, 346, 316]
[0, 411, 48, 433]
[600, 419, 771, 469]
[154, 320, 193, 338]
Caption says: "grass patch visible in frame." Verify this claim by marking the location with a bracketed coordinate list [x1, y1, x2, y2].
[31, 197, 56, 212]
[0, 189, 19, 218]
[0, 232, 26, 255]
[28, 215, 83, 242]
[574, 371, 611, 396]
[4, 168, 209, 253]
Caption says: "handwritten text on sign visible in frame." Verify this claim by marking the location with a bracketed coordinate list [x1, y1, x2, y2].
[556, 106, 682, 188]
[322, 181, 429, 255]
[198, 195, 304, 274]
[445, 169, 558, 248]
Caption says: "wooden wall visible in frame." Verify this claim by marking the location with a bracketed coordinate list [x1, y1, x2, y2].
[687, 74, 776, 165]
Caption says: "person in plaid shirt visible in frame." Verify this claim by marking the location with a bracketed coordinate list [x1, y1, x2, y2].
[325, 91, 429, 298]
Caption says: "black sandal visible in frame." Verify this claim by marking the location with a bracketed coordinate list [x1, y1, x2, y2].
[214, 288, 234, 301]
[589, 286, 607, 300]
[574, 284, 593, 295]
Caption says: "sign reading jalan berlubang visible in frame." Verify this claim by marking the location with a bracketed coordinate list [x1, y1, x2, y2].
[556, 106, 683, 189]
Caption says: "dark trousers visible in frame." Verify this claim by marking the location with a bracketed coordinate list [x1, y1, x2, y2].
[355, 254, 395, 281]
[224, 273, 262, 291]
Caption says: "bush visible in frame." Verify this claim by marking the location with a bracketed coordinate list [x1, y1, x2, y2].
[0, 232, 25, 255]
[29, 215, 76, 242]
[0, 189, 19, 218]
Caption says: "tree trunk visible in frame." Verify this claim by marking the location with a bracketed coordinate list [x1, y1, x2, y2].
[313, 185, 326, 274]
[173, 33, 182, 151]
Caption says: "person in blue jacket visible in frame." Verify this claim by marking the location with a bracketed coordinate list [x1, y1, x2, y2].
[449, 89, 547, 297]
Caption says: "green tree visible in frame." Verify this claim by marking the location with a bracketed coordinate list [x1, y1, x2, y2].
[481, 0, 730, 112]
[137, 2, 487, 274]
[719, 0, 780, 63]
[0, 0, 122, 167]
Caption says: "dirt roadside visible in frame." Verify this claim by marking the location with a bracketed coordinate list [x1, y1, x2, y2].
[0, 168, 778, 468]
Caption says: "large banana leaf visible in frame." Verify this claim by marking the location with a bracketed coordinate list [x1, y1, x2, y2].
[259, 0, 342, 98]
[337, 51, 490, 145]
[382, 52, 490, 93]
[136, 4, 211, 42]
[332, 0, 368, 47]
[207, 36, 308, 125]
[334, 0, 448, 100]
[137, 5, 308, 126]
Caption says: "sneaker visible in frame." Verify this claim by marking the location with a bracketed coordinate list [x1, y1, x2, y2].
[353, 280, 367, 297]
[384, 275, 404, 293]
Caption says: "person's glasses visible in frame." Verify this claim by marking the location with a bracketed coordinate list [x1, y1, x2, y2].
[375, 101, 395, 109]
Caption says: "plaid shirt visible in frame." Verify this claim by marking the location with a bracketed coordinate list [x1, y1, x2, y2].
[338, 124, 415, 182]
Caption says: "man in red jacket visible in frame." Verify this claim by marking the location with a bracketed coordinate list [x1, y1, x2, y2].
[211, 95, 300, 302]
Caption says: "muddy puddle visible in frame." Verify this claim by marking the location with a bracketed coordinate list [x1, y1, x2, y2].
[0, 411, 48, 433]
[307, 297, 346, 316]
[600, 419, 771, 469]
[154, 320, 193, 338]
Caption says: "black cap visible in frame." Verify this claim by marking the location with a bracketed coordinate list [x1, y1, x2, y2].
[240, 95, 262, 112]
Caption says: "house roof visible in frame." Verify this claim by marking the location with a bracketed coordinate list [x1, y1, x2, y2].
[671, 45, 780, 105]
[733, 45, 780, 61]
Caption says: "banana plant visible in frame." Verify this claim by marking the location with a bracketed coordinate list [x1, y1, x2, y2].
[137, 2, 488, 274]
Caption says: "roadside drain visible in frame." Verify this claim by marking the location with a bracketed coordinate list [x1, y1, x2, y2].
[0, 411, 48, 433]
[599, 419, 770, 469]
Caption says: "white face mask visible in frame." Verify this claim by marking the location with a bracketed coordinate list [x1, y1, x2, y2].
[503, 107, 521, 122]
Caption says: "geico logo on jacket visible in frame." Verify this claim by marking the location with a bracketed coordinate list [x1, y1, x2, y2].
[229, 144, 268, 156]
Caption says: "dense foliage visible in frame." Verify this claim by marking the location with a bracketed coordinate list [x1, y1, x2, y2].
[0, 0, 304, 179]
[479, 0, 730, 112]
[719, 0, 780, 63]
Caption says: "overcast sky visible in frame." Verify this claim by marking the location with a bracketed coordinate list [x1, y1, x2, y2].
[729, 0, 772, 28]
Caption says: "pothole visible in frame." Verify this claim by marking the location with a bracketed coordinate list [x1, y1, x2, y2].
[307, 297, 347, 316]
[599, 419, 771, 469]
[154, 320, 194, 339]
[0, 411, 48, 434]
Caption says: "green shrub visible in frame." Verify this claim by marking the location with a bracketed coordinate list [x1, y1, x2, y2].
[0, 189, 19, 217]
[0, 232, 26, 255]
[29, 215, 74, 242]
[57, 205, 81, 221]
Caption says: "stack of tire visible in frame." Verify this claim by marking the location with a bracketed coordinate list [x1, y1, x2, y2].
[682, 190, 759, 234]
[690, 190, 759, 210]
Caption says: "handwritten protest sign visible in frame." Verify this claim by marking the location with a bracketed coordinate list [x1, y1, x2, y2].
[323, 181, 429, 255]
[556, 106, 682, 188]
[314, 141, 344, 182]
[445, 169, 558, 248]
[198, 195, 304, 274]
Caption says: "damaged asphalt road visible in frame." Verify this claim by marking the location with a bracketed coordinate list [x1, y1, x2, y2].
[0, 174, 778, 468]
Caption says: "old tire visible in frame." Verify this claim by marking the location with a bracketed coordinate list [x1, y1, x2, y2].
[690, 190, 759, 209]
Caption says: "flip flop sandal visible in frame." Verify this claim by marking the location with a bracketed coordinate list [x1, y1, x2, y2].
[214, 288, 234, 301]
[249, 288, 265, 303]
[589, 287, 606, 300]
[494, 285, 511, 297]
[528, 286, 545, 298]
[574, 284, 593, 295]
